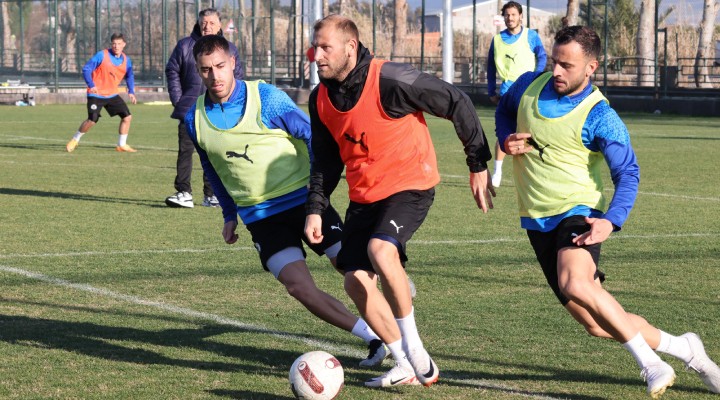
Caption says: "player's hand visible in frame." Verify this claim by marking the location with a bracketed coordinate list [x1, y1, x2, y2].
[128, 94, 137, 104]
[222, 220, 239, 244]
[304, 214, 324, 244]
[504, 133, 534, 155]
[490, 95, 500, 105]
[572, 217, 613, 246]
[88, 87, 98, 94]
[470, 170, 495, 213]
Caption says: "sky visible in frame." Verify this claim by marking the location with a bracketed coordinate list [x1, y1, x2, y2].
[406, 0, 718, 24]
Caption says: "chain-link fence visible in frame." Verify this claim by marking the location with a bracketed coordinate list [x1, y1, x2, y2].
[0, 0, 718, 94]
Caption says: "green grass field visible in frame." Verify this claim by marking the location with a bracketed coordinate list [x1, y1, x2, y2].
[1, 104, 718, 400]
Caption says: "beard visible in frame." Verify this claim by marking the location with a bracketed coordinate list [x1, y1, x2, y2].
[318, 56, 352, 82]
[553, 77, 584, 97]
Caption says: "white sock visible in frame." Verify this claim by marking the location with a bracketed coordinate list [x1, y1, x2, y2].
[656, 331, 693, 363]
[396, 307, 423, 352]
[351, 319, 380, 344]
[386, 339, 410, 367]
[493, 159, 503, 176]
[623, 332, 663, 368]
[72, 131, 85, 141]
[118, 134, 128, 147]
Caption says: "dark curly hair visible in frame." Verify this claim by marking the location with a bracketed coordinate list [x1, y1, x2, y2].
[555, 26, 601, 60]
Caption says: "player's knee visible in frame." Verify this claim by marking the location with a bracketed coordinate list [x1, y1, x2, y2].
[284, 278, 317, 302]
[88, 114, 100, 123]
[559, 279, 590, 304]
[583, 324, 608, 338]
[343, 272, 368, 301]
[367, 239, 397, 268]
[122, 114, 132, 123]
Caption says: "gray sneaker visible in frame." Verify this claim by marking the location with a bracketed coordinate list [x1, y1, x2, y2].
[165, 191, 193, 208]
[202, 195, 220, 207]
[682, 332, 720, 393]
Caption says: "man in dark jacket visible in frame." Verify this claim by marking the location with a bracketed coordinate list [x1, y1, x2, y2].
[164, 8, 244, 208]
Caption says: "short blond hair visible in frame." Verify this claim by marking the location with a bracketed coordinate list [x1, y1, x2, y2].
[312, 14, 359, 43]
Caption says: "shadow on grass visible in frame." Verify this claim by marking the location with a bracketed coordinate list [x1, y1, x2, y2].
[208, 389, 294, 399]
[0, 314, 295, 376]
[438, 354, 710, 398]
[643, 136, 720, 141]
[0, 187, 164, 208]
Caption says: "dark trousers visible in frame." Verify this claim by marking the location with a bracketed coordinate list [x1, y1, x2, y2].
[174, 122, 213, 197]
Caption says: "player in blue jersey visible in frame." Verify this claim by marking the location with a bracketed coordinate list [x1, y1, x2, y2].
[496, 25, 720, 398]
[67, 33, 138, 153]
[487, 1, 546, 188]
[183, 34, 387, 367]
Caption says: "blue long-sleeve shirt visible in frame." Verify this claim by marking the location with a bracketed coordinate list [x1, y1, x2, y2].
[185, 80, 313, 225]
[82, 49, 135, 98]
[495, 72, 640, 232]
[487, 27, 547, 97]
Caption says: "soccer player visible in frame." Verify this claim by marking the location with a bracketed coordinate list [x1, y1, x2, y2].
[164, 8, 244, 209]
[185, 34, 387, 367]
[496, 25, 720, 398]
[487, 1, 546, 188]
[304, 15, 494, 388]
[66, 33, 137, 153]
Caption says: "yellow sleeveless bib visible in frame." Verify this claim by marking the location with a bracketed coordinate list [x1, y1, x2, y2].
[195, 80, 309, 206]
[514, 72, 608, 218]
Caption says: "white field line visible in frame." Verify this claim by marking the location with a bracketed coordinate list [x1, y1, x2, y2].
[0, 247, 255, 259]
[1, 232, 718, 260]
[0, 134, 172, 152]
[439, 174, 720, 202]
[0, 264, 564, 399]
[0, 265, 364, 359]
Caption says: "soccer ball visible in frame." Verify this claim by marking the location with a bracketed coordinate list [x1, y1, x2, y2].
[289, 351, 344, 400]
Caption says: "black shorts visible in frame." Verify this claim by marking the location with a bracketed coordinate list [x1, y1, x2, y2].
[245, 204, 343, 271]
[338, 188, 434, 272]
[526, 215, 605, 305]
[87, 96, 131, 121]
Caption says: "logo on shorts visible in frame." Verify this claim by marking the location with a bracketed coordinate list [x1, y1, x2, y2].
[330, 223, 342, 231]
[90, 104, 98, 110]
[254, 242, 261, 253]
[389, 220, 403, 234]
[226, 144, 253, 163]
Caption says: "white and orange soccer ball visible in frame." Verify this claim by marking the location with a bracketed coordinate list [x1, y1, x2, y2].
[289, 351, 344, 400]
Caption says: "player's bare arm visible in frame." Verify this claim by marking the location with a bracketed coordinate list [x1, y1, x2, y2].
[504, 132, 535, 155]
[469, 171, 495, 213]
[222, 220, 239, 244]
[572, 216, 614, 246]
[304, 214, 324, 244]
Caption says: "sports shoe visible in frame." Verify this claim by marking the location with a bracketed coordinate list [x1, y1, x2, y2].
[641, 361, 675, 399]
[682, 332, 720, 393]
[359, 339, 389, 367]
[165, 191, 194, 208]
[66, 138, 79, 152]
[202, 195, 220, 207]
[116, 144, 137, 152]
[491, 172, 502, 188]
[364, 362, 420, 387]
[406, 347, 439, 387]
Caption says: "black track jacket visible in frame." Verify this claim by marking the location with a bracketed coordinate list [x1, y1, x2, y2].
[306, 43, 492, 215]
